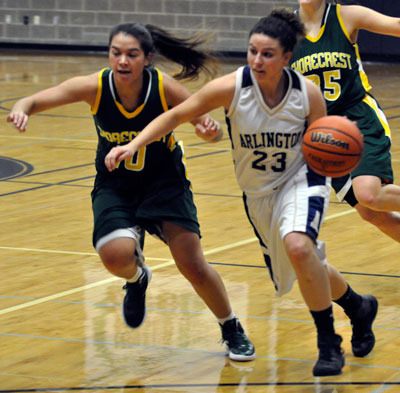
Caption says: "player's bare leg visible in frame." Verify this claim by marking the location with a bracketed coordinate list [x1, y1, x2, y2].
[284, 232, 344, 376]
[353, 175, 400, 212]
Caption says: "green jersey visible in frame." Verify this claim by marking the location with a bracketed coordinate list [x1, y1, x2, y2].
[290, 3, 371, 114]
[90, 66, 199, 245]
[92, 66, 183, 184]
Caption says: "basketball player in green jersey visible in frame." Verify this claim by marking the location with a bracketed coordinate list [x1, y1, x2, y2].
[291, 0, 400, 244]
[7, 23, 255, 361]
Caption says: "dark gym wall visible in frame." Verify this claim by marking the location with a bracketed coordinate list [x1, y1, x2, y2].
[0, 1, 398, 59]
[358, 0, 400, 60]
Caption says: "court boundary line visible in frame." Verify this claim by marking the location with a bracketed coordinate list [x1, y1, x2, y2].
[1, 380, 400, 393]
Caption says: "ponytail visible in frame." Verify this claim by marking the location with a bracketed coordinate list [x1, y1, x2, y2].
[146, 24, 216, 80]
[109, 22, 216, 80]
[249, 9, 305, 52]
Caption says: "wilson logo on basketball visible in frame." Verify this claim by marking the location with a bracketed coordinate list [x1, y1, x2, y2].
[302, 115, 363, 177]
[310, 132, 350, 150]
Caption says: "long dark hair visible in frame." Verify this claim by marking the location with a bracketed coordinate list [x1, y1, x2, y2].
[108, 23, 216, 80]
[249, 8, 305, 52]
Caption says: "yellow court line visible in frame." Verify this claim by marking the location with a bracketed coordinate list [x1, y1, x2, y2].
[0, 259, 176, 316]
[0, 208, 356, 316]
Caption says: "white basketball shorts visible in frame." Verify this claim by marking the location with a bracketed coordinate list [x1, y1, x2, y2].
[243, 164, 331, 296]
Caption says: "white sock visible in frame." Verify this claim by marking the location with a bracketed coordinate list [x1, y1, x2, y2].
[126, 266, 143, 283]
[218, 312, 236, 325]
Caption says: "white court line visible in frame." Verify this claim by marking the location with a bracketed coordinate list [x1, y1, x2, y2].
[369, 385, 392, 393]
[0, 208, 356, 316]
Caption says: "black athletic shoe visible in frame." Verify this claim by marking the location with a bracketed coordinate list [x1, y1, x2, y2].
[220, 318, 256, 361]
[350, 295, 378, 357]
[122, 266, 152, 328]
[313, 334, 345, 377]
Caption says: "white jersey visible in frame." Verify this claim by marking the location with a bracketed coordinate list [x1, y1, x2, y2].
[226, 66, 310, 197]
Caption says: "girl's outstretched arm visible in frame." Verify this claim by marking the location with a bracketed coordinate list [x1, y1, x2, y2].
[341, 5, 400, 40]
[105, 72, 236, 171]
[7, 73, 98, 132]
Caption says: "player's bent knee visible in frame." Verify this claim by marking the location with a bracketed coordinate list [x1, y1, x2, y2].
[98, 240, 138, 271]
[284, 233, 314, 265]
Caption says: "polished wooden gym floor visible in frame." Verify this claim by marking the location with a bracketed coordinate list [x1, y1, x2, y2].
[0, 52, 400, 393]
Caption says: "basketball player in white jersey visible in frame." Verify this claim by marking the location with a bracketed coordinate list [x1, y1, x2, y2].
[104, 9, 377, 377]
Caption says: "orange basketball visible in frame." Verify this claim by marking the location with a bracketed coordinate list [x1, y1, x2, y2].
[302, 115, 363, 177]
